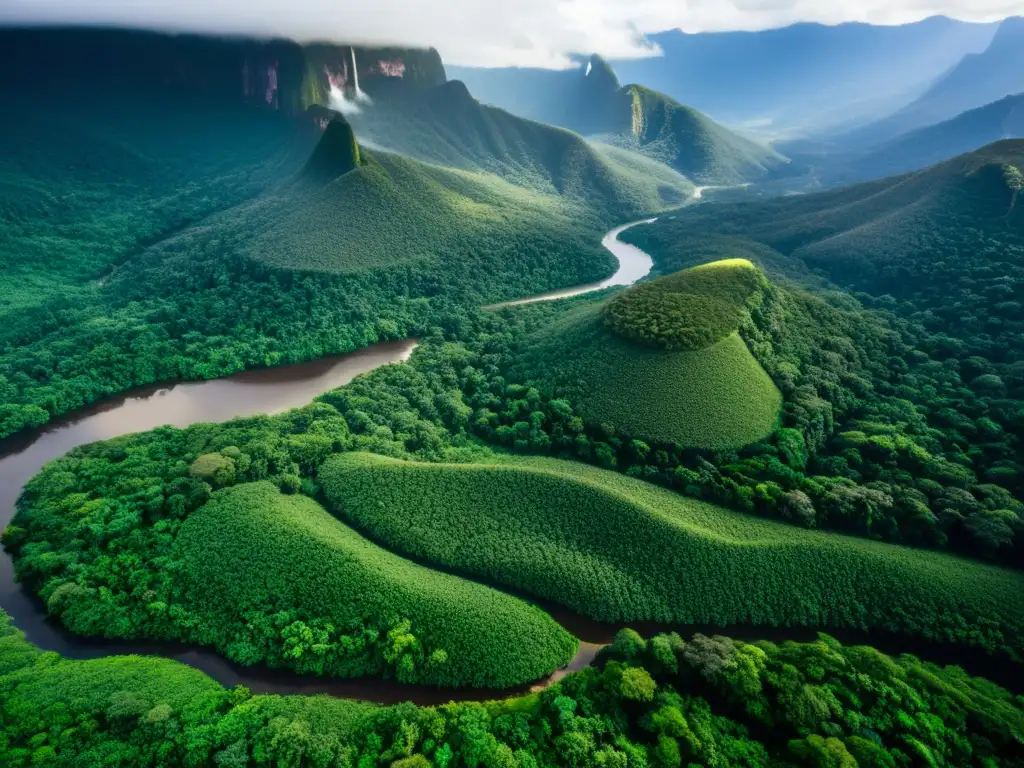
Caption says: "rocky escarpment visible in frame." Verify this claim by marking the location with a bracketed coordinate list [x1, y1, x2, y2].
[0, 27, 447, 115]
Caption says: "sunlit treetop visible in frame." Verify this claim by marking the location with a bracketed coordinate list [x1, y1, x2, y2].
[603, 258, 766, 350]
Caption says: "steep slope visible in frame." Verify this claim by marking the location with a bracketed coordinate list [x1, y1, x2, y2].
[840, 17, 1024, 148]
[433, 57, 786, 185]
[301, 117, 361, 179]
[347, 79, 693, 210]
[598, 85, 790, 184]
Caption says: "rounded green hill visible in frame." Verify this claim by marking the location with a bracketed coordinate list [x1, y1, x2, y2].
[508, 260, 781, 449]
[321, 453, 1024, 660]
[175, 481, 576, 688]
[603, 258, 766, 350]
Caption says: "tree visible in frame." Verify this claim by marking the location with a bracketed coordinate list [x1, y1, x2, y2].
[1004, 164, 1023, 215]
[619, 667, 657, 702]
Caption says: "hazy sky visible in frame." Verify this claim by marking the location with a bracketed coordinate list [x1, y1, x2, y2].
[0, 0, 1017, 67]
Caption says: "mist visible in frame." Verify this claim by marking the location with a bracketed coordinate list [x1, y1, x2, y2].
[0, 0, 1017, 67]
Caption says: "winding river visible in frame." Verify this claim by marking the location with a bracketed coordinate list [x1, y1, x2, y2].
[0, 218, 661, 704]
[4, 204, 1018, 704]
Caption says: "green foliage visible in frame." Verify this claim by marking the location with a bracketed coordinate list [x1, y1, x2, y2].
[176, 482, 575, 687]
[507, 302, 781, 449]
[302, 117, 360, 179]
[4, 395, 574, 689]
[0, 79, 703, 440]
[1005, 164, 1024, 191]
[619, 668, 657, 702]
[348, 79, 694, 215]
[624, 142, 1024, 561]
[3, 608, 1022, 766]
[321, 453, 1024, 657]
[603, 259, 766, 350]
[604, 84, 790, 184]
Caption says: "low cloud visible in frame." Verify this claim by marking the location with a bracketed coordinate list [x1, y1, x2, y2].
[0, 0, 1016, 68]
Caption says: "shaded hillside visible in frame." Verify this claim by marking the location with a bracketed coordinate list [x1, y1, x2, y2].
[625, 141, 1024, 294]
[824, 93, 1024, 183]
[348, 79, 693, 211]
[839, 17, 1024, 148]
[301, 117, 361, 180]
[0, 27, 446, 115]
[0, 89, 319, 318]
[431, 57, 785, 185]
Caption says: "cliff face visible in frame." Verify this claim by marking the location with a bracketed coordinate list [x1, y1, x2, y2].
[0, 27, 447, 115]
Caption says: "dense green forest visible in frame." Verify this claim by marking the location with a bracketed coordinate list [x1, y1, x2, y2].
[502, 262, 781, 449]
[3, 396, 574, 688]
[7, 317, 1023, 687]
[4, 27, 1024, 765]
[2, 611, 1022, 767]
[619, 143, 1024, 562]
[0, 87, 698, 441]
[322, 452, 1024, 653]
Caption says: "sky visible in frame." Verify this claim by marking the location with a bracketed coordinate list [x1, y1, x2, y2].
[0, 0, 1018, 67]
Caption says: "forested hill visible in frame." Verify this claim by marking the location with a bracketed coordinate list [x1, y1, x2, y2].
[348, 78, 693, 207]
[0, 27, 446, 114]
[0, 42, 693, 440]
[631, 140, 1024, 292]
[600, 84, 791, 185]
[623, 141, 1024, 550]
[432, 54, 788, 185]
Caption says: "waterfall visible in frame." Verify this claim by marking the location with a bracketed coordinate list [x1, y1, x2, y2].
[351, 46, 371, 103]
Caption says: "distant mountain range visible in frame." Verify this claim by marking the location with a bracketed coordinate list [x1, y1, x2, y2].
[346, 78, 694, 210]
[452, 16, 998, 137]
[801, 93, 1024, 185]
[827, 17, 1024, 149]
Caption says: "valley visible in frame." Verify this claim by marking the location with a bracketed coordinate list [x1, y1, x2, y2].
[2, 19, 1024, 768]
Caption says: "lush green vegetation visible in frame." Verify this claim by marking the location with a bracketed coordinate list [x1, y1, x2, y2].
[3, 610, 1022, 766]
[349, 79, 694, 212]
[6, 28, 1024, 764]
[177, 481, 575, 687]
[432, 53, 788, 185]
[3, 401, 575, 688]
[0, 91, 316, 317]
[0, 82, 703, 439]
[603, 259, 766, 350]
[322, 452, 1024, 658]
[599, 84, 790, 185]
[506, 302, 781, 448]
[621, 142, 1024, 562]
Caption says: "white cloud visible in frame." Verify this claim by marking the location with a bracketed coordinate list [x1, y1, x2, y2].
[0, 0, 1016, 68]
